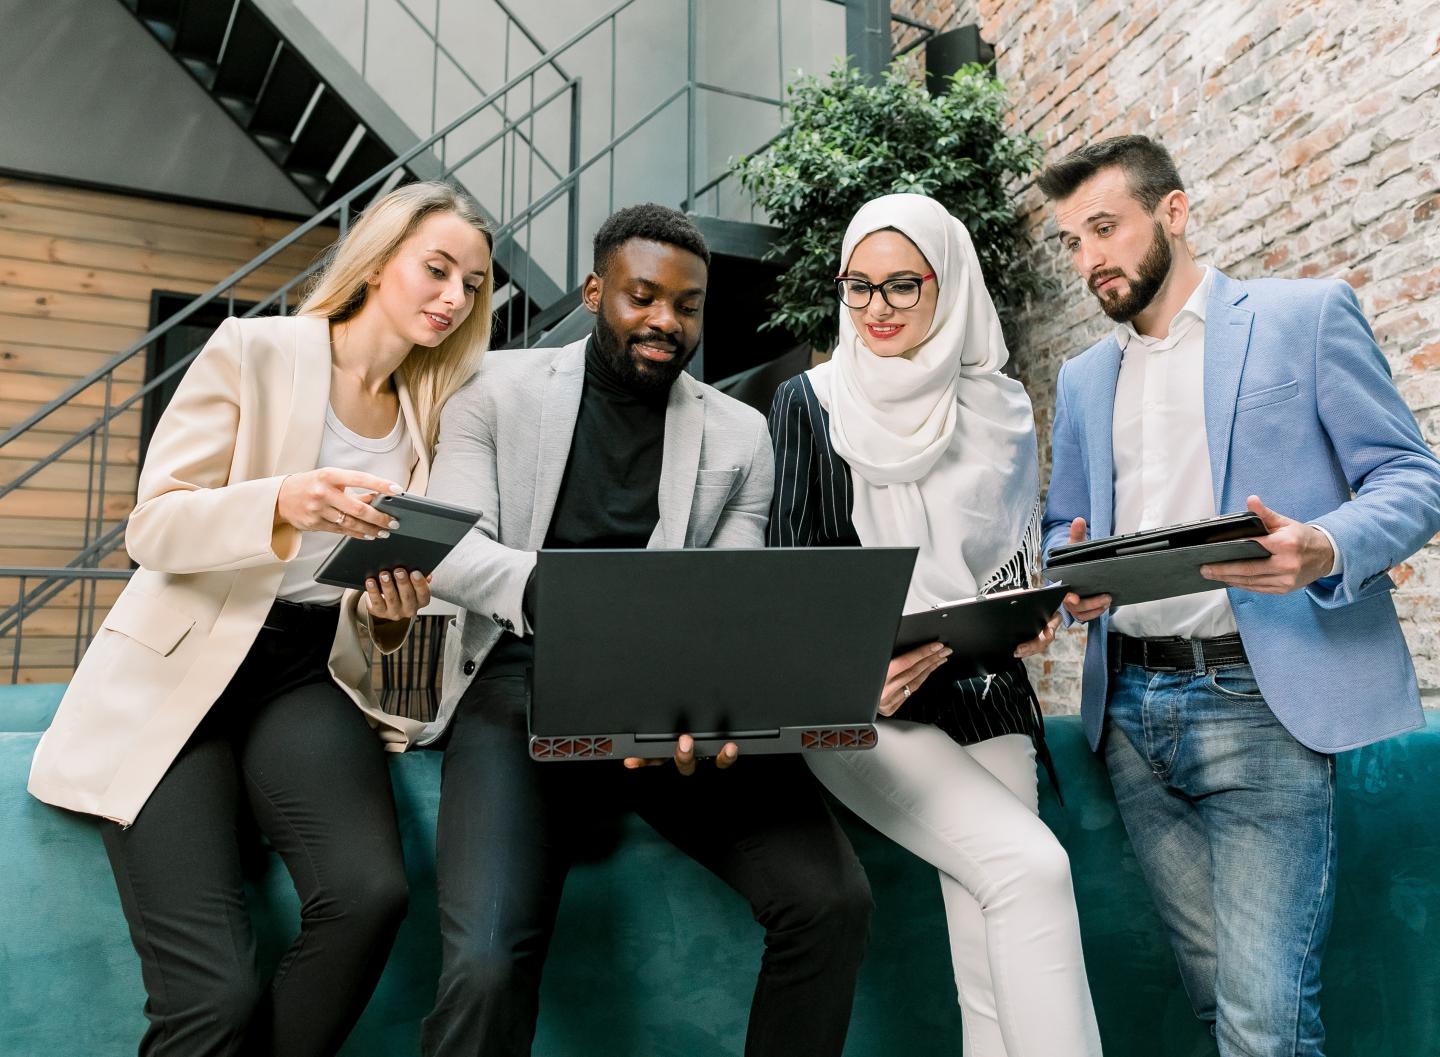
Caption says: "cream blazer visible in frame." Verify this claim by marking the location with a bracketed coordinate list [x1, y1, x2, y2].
[28, 314, 436, 826]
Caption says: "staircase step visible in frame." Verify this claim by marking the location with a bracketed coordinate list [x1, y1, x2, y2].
[248, 45, 318, 139]
[212, 1, 279, 102]
[252, 131, 292, 167]
[179, 56, 219, 91]
[214, 93, 256, 127]
[284, 89, 358, 179]
[140, 18, 178, 49]
[286, 171, 329, 205]
[135, 0, 183, 25]
[172, 0, 231, 62]
[320, 132, 397, 207]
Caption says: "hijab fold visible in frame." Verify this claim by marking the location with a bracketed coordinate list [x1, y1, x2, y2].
[806, 194, 1039, 611]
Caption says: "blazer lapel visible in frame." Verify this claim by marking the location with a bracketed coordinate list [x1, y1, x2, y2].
[1084, 337, 1122, 539]
[394, 371, 429, 493]
[1203, 272, 1254, 506]
[528, 339, 587, 548]
[654, 372, 705, 548]
[274, 315, 331, 475]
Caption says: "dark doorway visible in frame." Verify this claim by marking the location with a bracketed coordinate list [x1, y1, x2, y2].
[139, 292, 271, 471]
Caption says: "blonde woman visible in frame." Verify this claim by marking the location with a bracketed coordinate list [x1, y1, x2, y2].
[28, 182, 494, 1057]
[768, 194, 1101, 1056]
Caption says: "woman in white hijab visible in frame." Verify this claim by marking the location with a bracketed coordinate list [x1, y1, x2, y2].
[768, 194, 1101, 1056]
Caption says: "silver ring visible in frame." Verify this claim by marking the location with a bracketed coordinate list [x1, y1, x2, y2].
[334, 513, 345, 525]
[902, 685, 911, 699]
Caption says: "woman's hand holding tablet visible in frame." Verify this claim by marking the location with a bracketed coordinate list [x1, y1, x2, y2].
[314, 493, 482, 593]
[275, 466, 406, 539]
[364, 567, 432, 622]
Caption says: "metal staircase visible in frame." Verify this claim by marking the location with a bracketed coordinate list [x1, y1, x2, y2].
[1, 0, 935, 696]
[122, 0, 403, 208]
[117, 0, 571, 330]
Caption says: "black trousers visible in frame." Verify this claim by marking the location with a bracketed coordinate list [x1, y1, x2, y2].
[421, 675, 874, 1057]
[101, 603, 409, 1057]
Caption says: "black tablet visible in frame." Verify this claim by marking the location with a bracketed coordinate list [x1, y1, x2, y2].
[1045, 511, 1265, 565]
[1042, 512, 1268, 605]
[313, 493, 481, 591]
[893, 583, 1070, 676]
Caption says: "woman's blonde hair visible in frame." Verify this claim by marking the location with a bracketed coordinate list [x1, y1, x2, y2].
[298, 181, 495, 452]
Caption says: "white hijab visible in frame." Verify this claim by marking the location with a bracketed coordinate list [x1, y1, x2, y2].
[807, 193, 1039, 611]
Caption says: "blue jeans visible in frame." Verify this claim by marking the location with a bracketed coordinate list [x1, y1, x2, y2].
[1105, 661, 1337, 1057]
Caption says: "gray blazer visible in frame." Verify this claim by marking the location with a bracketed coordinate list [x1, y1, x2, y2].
[421, 337, 775, 743]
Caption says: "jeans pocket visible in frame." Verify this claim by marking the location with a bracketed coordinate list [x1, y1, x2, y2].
[1205, 665, 1265, 702]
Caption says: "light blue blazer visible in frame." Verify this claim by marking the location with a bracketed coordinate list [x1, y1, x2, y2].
[1042, 270, 1440, 754]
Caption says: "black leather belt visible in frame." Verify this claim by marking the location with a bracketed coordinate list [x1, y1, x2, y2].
[261, 597, 340, 636]
[1108, 632, 1247, 674]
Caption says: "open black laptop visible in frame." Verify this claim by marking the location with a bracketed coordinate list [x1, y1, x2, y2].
[528, 547, 916, 761]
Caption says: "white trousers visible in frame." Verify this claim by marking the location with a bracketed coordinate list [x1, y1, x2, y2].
[808, 724, 1102, 1057]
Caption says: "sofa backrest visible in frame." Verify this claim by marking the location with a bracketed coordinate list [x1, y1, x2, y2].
[4, 687, 1439, 1056]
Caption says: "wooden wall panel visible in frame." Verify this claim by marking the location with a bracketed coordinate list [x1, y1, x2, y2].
[0, 176, 337, 683]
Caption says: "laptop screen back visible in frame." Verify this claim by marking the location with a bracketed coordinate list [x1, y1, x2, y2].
[531, 547, 916, 740]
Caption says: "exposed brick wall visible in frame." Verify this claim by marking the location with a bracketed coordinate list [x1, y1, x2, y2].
[893, 1, 1440, 713]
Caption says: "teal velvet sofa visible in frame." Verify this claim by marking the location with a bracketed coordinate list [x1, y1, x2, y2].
[4, 683, 1438, 1056]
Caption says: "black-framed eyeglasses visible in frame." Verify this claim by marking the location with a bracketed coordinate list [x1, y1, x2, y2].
[834, 272, 936, 310]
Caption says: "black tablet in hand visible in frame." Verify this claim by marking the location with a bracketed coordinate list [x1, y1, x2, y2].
[1042, 512, 1268, 605]
[893, 584, 1070, 676]
[313, 494, 481, 591]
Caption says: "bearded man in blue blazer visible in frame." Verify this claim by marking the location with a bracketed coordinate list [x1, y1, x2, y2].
[1038, 135, 1440, 1057]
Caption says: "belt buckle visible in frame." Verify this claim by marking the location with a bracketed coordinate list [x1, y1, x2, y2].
[1141, 640, 1180, 673]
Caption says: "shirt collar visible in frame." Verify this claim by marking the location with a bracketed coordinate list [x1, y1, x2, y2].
[1114, 265, 1214, 352]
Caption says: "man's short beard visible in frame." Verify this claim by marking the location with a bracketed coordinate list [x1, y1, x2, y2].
[1091, 220, 1172, 323]
[593, 306, 698, 398]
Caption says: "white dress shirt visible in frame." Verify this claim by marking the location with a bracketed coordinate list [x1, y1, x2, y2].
[1108, 267, 1238, 638]
[1107, 266, 1341, 639]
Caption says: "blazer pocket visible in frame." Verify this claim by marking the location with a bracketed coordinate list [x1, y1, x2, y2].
[101, 591, 197, 657]
[1235, 379, 1299, 413]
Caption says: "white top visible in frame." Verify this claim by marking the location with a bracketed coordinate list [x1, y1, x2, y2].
[1108, 266, 1340, 639]
[1108, 268, 1238, 638]
[276, 403, 415, 605]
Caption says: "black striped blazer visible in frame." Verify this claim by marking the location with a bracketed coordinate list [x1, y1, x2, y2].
[767, 372, 1045, 751]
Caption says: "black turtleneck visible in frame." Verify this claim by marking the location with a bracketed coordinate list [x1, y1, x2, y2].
[478, 335, 668, 680]
[543, 335, 667, 549]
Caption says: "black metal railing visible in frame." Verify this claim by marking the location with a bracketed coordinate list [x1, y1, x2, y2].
[2, 1, 931, 685]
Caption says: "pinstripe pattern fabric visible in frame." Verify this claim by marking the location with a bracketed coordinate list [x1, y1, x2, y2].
[767, 373, 1038, 749]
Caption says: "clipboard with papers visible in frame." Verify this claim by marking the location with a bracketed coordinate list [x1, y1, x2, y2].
[1041, 512, 1268, 607]
[893, 583, 1070, 677]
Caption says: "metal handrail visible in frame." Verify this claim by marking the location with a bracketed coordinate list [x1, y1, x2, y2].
[0, 529, 130, 641]
[0, 0, 650, 657]
[2, 0, 834, 681]
[691, 4, 938, 216]
[0, 568, 134, 579]
[0, 567, 136, 681]
[490, 0, 572, 82]
[492, 85, 688, 243]
[369, 0, 569, 181]
[0, 564, 440, 717]
[0, 0, 641, 468]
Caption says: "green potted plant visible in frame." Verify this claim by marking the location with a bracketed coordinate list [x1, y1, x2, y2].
[733, 63, 1040, 354]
